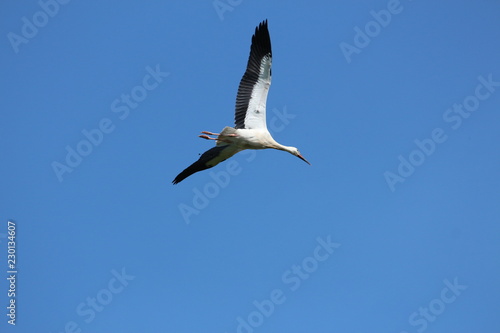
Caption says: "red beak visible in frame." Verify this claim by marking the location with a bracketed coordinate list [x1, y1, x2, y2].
[298, 154, 311, 165]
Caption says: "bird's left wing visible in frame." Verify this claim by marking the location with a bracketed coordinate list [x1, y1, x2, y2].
[234, 20, 272, 130]
[172, 144, 241, 184]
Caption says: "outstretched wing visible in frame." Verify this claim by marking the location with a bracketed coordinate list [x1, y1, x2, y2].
[234, 20, 272, 130]
[172, 144, 241, 184]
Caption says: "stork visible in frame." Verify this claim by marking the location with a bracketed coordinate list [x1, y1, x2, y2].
[172, 20, 310, 184]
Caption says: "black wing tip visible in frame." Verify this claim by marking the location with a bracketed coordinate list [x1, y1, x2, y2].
[172, 174, 184, 184]
[172, 168, 193, 185]
[172, 146, 228, 185]
[257, 19, 268, 31]
[172, 167, 191, 185]
[252, 19, 271, 55]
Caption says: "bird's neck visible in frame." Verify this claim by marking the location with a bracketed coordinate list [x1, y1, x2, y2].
[270, 141, 293, 153]
[262, 133, 294, 153]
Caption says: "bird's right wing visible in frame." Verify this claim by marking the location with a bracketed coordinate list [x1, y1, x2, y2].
[172, 144, 241, 184]
[234, 20, 272, 130]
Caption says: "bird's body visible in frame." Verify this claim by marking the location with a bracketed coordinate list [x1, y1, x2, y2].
[217, 127, 279, 150]
[173, 20, 309, 184]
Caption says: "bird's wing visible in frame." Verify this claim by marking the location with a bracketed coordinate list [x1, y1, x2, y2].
[234, 20, 272, 130]
[172, 144, 241, 184]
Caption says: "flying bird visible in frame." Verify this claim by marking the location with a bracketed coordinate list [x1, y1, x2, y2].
[173, 20, 310, 184]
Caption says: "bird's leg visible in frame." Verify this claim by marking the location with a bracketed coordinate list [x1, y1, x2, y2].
[198, 131, 237, 140]
[199, 131, 238, 141]
[198, 134, 217, 140]
[199, 131, 219, 141]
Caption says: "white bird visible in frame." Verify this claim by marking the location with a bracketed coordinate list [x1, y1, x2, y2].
[173, 20, 310, 184]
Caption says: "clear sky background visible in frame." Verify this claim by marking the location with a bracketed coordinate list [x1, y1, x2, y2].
[1, 1, 499, 332]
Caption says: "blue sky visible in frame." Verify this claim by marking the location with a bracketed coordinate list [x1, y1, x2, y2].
[1, 0, 499, 332]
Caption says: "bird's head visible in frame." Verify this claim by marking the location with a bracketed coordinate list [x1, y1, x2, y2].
[288, 147, 311, 165]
